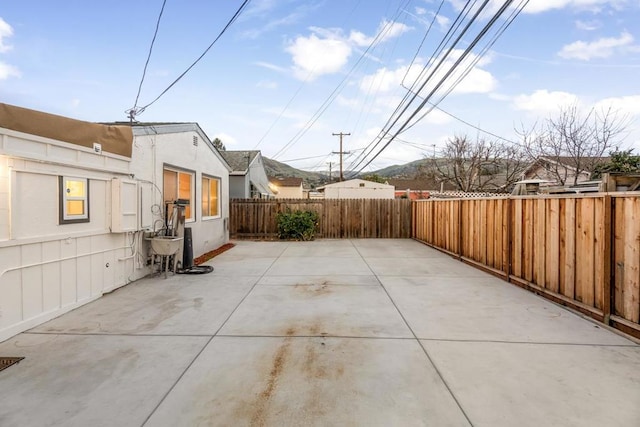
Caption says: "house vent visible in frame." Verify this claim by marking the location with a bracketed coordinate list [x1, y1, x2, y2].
[193, 136, 198, 146]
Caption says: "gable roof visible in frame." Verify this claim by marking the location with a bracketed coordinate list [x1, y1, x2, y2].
[220, 150, 260, 173]
[104, 121, 232, 171]
[269, 176, 303, 187]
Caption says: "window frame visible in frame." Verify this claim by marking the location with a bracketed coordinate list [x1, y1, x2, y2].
[59, 176, 90, 224]
[201, 174, 221, 220]
[163, 165, 195, 222]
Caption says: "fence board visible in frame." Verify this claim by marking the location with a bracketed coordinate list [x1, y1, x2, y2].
[413, 193, 640, 339]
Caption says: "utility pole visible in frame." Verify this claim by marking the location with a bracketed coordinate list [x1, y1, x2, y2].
[332, 132, 351, 181]
[327, 162, 333, 183]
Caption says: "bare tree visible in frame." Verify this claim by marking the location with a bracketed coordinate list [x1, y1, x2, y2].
[431, 135, 526, 192]
[519, 104, 627, 185]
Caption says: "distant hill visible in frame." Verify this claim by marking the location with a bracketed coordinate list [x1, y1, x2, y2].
[263, 157, 328, 189]
[371, 158, 432, 178]
[262, 156, 437, 188]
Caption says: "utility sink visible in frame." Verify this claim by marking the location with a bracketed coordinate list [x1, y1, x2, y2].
[150, 236, 183, 256]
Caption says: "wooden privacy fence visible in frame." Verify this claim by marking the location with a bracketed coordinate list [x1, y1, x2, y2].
[413, 194, 640, 339]
[230, 198, 412, 239]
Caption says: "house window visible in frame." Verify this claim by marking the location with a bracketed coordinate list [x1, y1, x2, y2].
[202, 175, 220, 218]
[59, 176, 89, 223]
[163, 167, 194, 221]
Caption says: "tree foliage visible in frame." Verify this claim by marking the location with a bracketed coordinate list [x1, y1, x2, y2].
[518, 104, 627, 185]
[361, 174, 387, 184]
[276, 210, 319, 241]
[212, 137, 226, 151]
[591, 149, 640, 178]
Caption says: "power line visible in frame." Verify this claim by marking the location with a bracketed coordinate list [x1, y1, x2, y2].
[128, 0, 252, 119]
[127, 0, 167, 122]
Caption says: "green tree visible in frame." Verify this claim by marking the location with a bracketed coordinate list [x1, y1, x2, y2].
[361, 174, 387, 184]
[212, 137, 226, 151]
[591, 149, 640, 178]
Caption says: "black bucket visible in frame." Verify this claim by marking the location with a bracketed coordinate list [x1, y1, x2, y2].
[182, 227, 194, 269]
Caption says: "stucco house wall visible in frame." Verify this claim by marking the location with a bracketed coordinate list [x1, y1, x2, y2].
[128, 124, 230, 257]
[0, 105, 231, 343]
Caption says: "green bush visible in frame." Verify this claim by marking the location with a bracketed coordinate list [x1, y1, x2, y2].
[276, 210, 319, 241]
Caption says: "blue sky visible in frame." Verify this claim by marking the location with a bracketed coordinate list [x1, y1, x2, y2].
[1, 0, 639, 172]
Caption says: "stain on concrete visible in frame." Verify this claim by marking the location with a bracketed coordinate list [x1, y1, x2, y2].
[248, 329, 296, 427]
[293, 282, 332, 298]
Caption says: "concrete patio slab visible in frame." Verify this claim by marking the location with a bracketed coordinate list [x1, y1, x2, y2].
[219, 284, 413, 338]
[257, 274, 379, 286]
[423, 340, 640, 427]
[266, 256, 373, 276]
[145, 336, 470, 427]
[279, 243, 361, 258]
[0, 333, 208, 427]
[352, 238, 451, 258]
[1, 239, 638, 426]
[208, 255, 277, 276]
[383, 276, 633, 344]
[366, 256, 488, 277]
[31, 275, 257, 335]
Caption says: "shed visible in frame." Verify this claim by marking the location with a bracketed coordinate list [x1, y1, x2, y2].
[318, 179, 395, 199]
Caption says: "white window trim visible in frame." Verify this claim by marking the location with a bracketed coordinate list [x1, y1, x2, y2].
[59, 176, 90, 224]
[163, 166, 195, 223]
[202, 174, 222, 220]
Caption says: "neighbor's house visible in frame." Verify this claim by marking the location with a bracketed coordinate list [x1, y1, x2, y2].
[221, 150, 274, 199]
[318, 179, 395, 199]
[522, 156, 608, 186]
[269, 176, 304, 199]
[0, 104, 230, 342]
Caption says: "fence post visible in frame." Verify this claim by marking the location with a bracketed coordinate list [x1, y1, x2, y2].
[457, 199, 463, 259]
[506, 197, 512, 282]
[602, 194, 613, 325]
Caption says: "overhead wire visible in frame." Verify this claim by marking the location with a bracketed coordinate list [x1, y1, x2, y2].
[345, 0, 479, 172]
[347, 0, 531, 176]
[270, 0, 413, 160]
[128, 0, 252, 119]
[347, 0, 493, 174]
[127, 0, 168, 120]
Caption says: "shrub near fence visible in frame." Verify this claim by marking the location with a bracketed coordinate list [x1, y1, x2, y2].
[230, 198, 412, 240]
[413, 194, 640, 339]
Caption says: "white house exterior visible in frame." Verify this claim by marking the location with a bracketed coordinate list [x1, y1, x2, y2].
[319, 179, 395, 199]
[221, 150, 273, 199]
[0, 104, 230, 342]
[269, 177, 304, 199]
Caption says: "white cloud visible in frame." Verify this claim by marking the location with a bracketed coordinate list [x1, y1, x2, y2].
[254, 61, 288, 73]
[558, 32, 635, 60]
[212, 132, 237, 146]
[0, 61, 20, 79]
[595, 95, 640, 116]
[448, 0, 628, 15]
[256, 80, 278, 89]
[512, 89, 580, 114]
[0, 17, 13, 53]
[360, 49, 497, 96]
[423, 109, 453, 125]
[522, 0, 627, 14]
[575, 19, 601, 31]
[415, 7, 427, 15]
[286, 34, 352, 80]
[285, 19, 411, 80]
